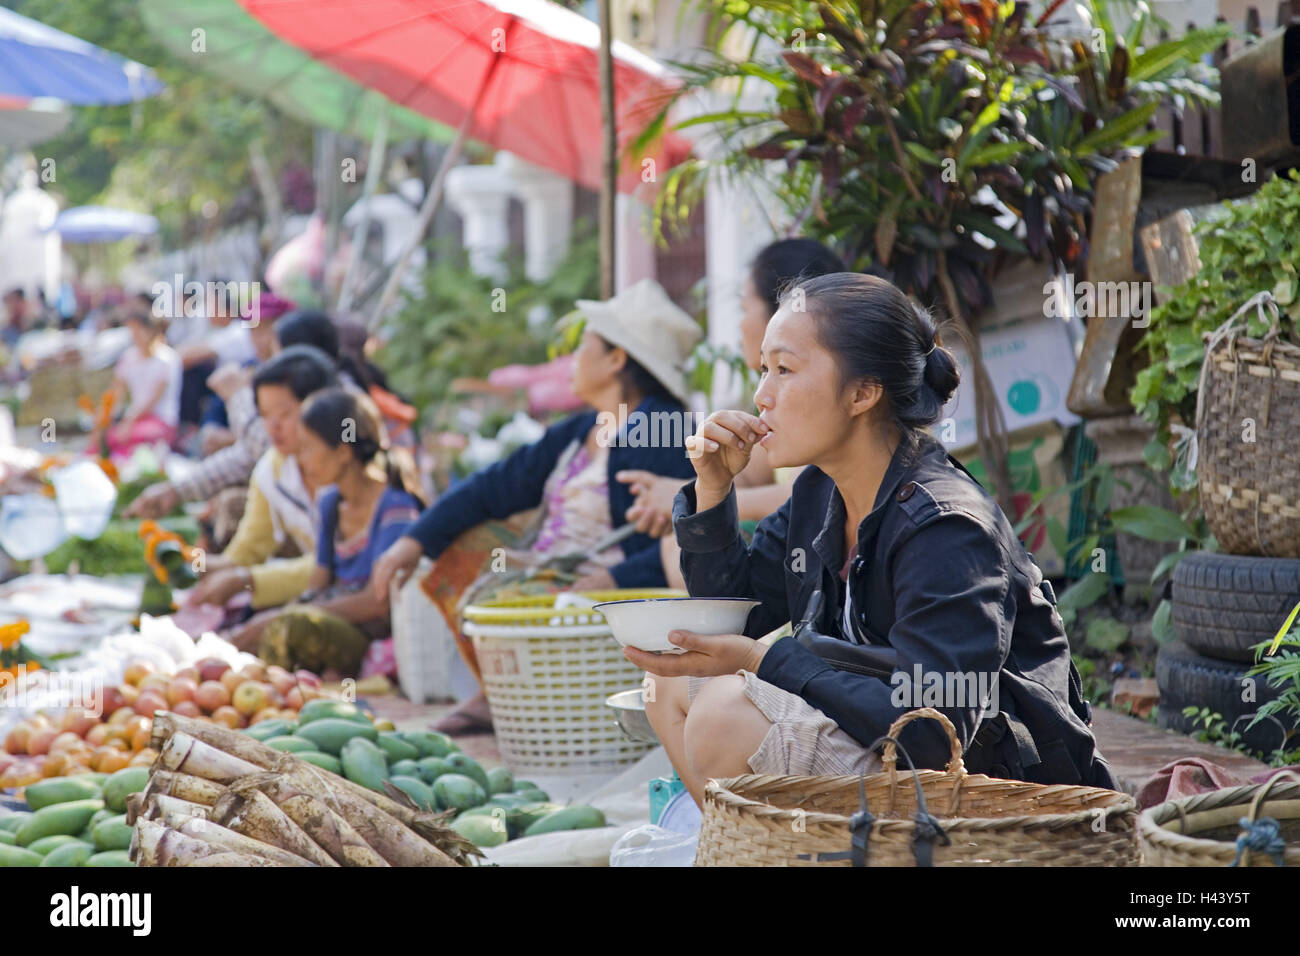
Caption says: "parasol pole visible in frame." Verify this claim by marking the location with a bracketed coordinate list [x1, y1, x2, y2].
[597, 0, 616, 299]
[337, 103, 390, 315]
[369, 18, 515, 330]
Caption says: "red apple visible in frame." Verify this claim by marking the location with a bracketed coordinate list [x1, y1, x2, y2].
[173, 665, 201, 685]
[165, 677, 198, 707]
[285, 687, 304, 711]
[26, 728, 58, 756]
[196, 657, 231, 683]
[238, 662, 267, 683]
[172, 700, 202, 718]
[134, 690, 168, 718]
[99, 685, 127, 716]
[293, 670, 322, 690]
[194, 680, 230, 713]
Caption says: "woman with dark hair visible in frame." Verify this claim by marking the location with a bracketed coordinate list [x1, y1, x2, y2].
[371, 279, 702, 733]
[635, 272, 1114, 805]
[183, 345, 338, 613]
[230, 387, 425, 677]
[620, 238, 845, 584]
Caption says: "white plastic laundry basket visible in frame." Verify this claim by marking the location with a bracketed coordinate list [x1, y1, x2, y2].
[461, 590, 682, 776]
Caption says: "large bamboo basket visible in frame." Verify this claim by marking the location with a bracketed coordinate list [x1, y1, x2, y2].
[1195, 291, 1300, 557]
[695, 709, 1139, 867]
[1139, 770, 1300, 866]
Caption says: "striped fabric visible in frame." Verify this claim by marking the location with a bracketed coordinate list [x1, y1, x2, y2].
[688, 671, 883, 777]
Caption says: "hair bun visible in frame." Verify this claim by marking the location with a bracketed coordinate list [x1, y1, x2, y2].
[923, 344, 960, 407]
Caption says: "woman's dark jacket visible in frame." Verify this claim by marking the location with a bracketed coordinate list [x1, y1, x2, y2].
[672, 433, 1116, 789]
[407, 396, 697, 587]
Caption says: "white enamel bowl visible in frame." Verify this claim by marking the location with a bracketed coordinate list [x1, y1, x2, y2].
[592, 597, 760, 654]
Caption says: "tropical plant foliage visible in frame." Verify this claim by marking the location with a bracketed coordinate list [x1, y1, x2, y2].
[1131, 170, 1300, 489]
[641, 0, 1228, 322]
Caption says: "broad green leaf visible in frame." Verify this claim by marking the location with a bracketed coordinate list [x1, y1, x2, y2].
[1129, 26, 1235, 83]
[1045, 516, 1070, 560]
[1151, 598, 1174, 643]
[1109, 505, 1195, 542]
[1057, 571, 1111, 611]
[903, 141, 944, 166]
[1149, 548, 1189, 584]
[1074, 101, 1158, 154]
[965, 140, 1032, 167]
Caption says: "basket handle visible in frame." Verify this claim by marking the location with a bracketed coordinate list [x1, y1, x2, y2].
[1195, 290, 1281, 433]
[882, 708, 966, 775]
[1234, 769, 1300, 867]
[850, 731, 951, 868]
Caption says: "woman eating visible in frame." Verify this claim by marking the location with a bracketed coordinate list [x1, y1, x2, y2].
[635, 273, 1114, 806]
[619, 238, 845, 584]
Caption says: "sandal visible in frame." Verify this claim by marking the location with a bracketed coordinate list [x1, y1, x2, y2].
[431, 707, 494, 736]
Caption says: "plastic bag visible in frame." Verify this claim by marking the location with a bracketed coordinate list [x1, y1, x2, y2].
[609, 824, 699, 867]
[49, 459, 117, 540]
[0, 494, 68, 559]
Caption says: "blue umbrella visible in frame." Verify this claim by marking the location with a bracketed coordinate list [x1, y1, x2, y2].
[48, 205, 159, 243]
[0, 7, 164, 105]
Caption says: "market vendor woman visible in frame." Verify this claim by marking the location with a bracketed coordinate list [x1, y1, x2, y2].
[636, 273, 1114, 806]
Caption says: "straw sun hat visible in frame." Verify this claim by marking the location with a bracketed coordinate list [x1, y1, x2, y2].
[568, 278, 703, 407]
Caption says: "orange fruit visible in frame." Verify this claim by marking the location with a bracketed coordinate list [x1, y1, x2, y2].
[42, 752, 72, 777]
[130, 726, 152, 752]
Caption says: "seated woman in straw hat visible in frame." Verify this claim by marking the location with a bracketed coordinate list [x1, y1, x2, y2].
[371, 279, 703, 734]
[635, 273, 1115, 806]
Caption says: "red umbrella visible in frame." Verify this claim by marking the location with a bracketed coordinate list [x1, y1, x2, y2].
[237, 0, 689, 195]
[240, 0, 688, 319]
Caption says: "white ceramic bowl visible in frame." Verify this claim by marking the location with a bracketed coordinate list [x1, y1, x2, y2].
[593, 597, 760, 654]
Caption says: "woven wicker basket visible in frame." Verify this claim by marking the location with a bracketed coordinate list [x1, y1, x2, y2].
[1139, 771, 1300, 866]
[1196, 291, 1300, 557]
[695, 709, 1139, 867]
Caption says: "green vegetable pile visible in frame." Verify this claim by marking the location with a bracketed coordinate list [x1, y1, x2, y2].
[249, 700, 606, 849]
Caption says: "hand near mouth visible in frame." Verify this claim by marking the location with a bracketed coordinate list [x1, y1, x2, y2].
[685, 409, 771, 497]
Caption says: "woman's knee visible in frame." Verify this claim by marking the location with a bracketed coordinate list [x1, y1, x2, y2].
[682, 675, 762, 773]
[644, 674, 687, 732]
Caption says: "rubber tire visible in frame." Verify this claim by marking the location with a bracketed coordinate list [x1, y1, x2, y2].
[1155, 639, 1295, 756]
[1171, 551, 1300, 663]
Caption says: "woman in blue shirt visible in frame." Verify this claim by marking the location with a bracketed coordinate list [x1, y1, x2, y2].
[233, 387, 424, 678]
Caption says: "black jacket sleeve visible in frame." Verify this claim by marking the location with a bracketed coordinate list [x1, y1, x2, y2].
[671, 481, 793, 638]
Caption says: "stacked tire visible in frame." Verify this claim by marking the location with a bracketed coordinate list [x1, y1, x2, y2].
[1158, 552, 1300, 755]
